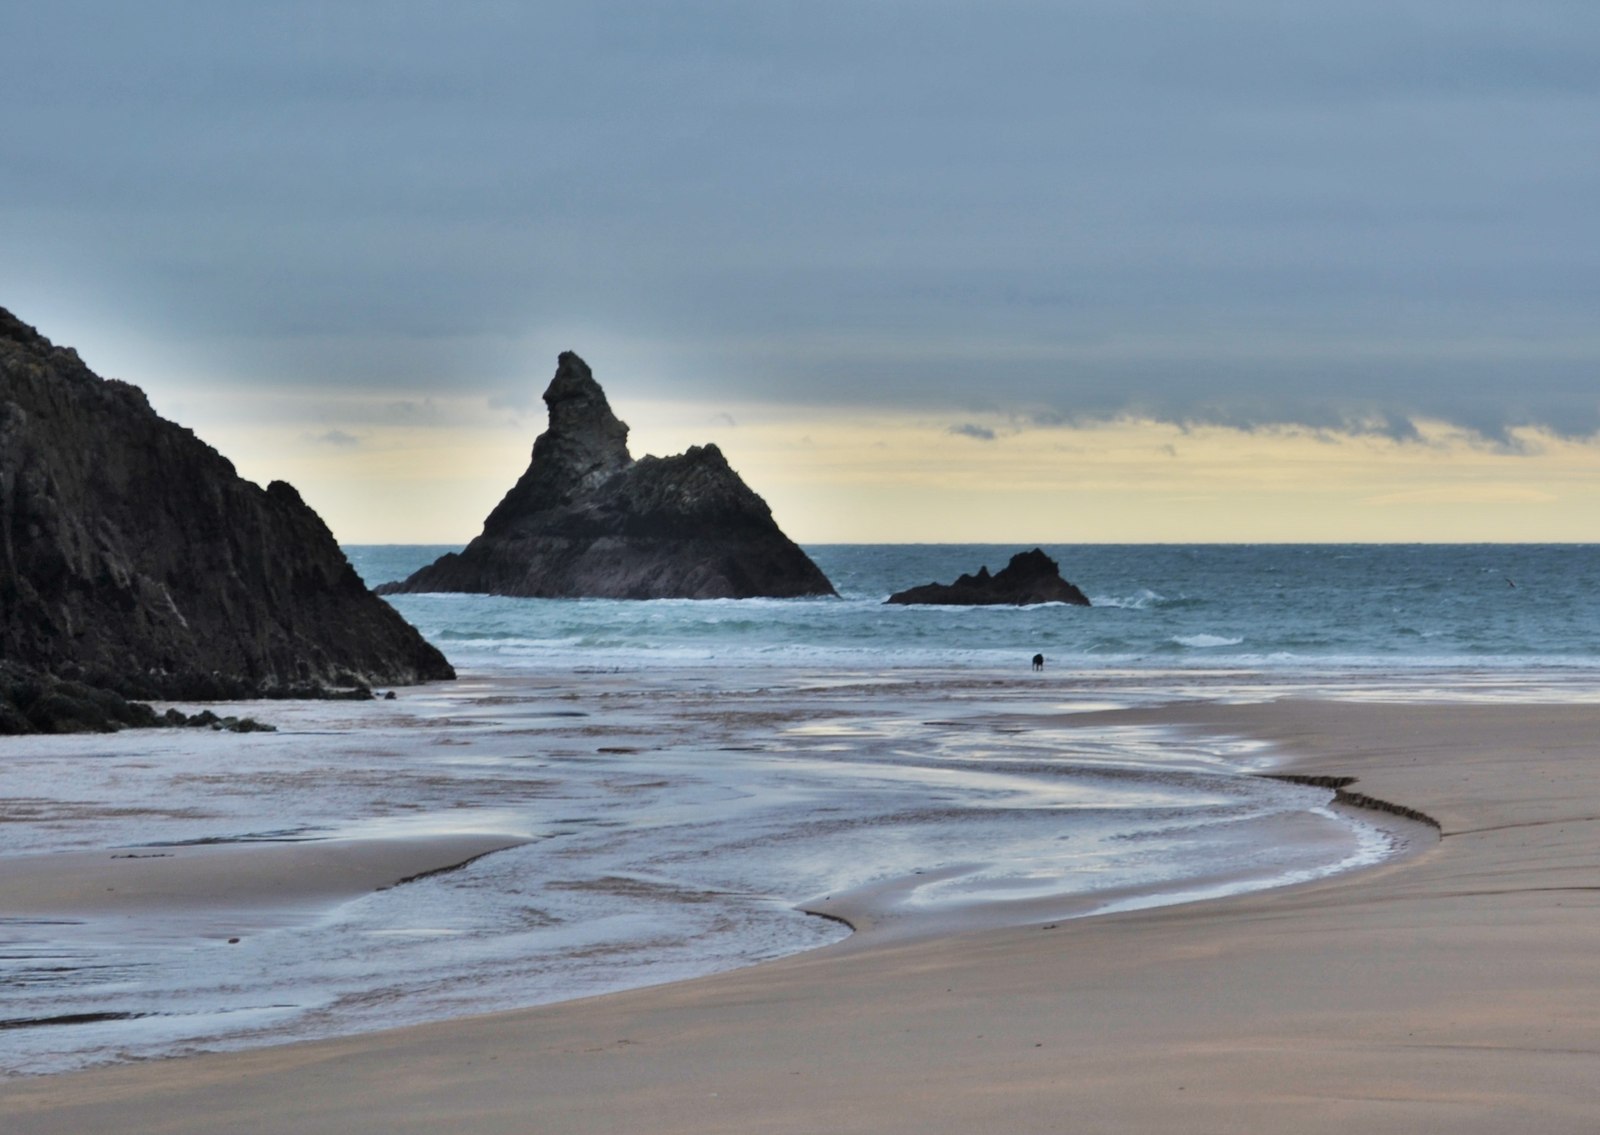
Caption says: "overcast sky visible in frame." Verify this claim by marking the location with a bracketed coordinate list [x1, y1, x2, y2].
[4, 2, 1599, 539]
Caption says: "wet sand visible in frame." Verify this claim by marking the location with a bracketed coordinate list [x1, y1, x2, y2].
[4, 696, 1598, 1133]
[0, 835, 530, 925]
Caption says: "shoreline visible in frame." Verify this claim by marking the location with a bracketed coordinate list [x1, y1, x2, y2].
[795, 785, 1430, 951]
[7, 692, 1597, 1131]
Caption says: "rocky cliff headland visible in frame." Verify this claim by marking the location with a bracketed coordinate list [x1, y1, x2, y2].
[886, 548, 1091, 606]
[377, 352, 835, 600]
[0, 307, 454, 732]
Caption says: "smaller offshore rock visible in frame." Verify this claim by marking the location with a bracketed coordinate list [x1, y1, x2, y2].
[378, 352, 835, 600]
[886, 549, 1090, 606]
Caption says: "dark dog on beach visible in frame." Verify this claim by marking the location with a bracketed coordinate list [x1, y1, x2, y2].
[1031, 653, 1044, 671]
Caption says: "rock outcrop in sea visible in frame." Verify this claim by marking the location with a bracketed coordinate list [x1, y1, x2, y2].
[0, 306, 454, 732]
[886, 548, 1090, 606]
[377, 352, 835, 600]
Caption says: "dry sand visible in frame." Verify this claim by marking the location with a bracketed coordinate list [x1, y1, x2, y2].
[3, 697, 1598, 1133]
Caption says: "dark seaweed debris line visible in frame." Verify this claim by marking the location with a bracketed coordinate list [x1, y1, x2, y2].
[1264, 772, 1442, 830]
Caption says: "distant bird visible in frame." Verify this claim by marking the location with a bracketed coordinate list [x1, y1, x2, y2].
[1505, 577, 1516, 588]
[1032, 653, 1045, 671]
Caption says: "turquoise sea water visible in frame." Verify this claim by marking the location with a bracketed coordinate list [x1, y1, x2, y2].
[350, 543, 1600, 674]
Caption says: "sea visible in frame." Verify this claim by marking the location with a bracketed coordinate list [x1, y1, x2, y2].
[2, 543, 1597, 1078]
[357, 543, 1600, 676]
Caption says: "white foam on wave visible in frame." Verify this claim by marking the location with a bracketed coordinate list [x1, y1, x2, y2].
[1173, 634, 1245, 649]
[1090, 588, 1166, 609]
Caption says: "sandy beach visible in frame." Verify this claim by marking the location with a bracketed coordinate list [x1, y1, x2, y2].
[3, 694, 1596, 1132]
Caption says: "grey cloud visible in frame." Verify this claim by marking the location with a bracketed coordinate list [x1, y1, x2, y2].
[3, 2, 1598, 442]
[383, 399, 438, 421]
[948, 423, 998, 441]
[308, 429, 360, 448]
[488, 388, 541, 414]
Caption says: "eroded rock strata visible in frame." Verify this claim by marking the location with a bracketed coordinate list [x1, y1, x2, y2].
[0, 306, 453, 732]
[378, 352, 835, 600]
[886, 548, 1090, 606]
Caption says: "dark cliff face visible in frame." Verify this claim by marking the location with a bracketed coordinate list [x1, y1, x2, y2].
[0, 307, 454, 709]
[886, 549, 1091, 606]
[379, 353, 836, 600]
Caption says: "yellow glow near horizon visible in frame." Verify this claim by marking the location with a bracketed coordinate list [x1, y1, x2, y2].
[181, 392, 1600, 546]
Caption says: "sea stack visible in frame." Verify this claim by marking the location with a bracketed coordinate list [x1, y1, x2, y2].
[0, 306, 453, 731]
[886, 548, 1091, 606]
[378, 352, 835, 600]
